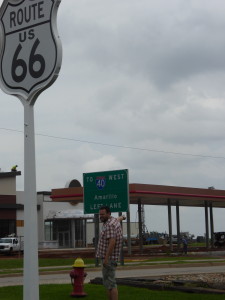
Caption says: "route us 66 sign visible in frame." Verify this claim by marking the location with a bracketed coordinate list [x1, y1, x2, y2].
[0, 0, 62, 102]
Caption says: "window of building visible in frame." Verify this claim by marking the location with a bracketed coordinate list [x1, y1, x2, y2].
[0, 220, 16, 237]
[44, 220, 53, 240]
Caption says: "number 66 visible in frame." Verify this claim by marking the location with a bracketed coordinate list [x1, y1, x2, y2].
[11, 38, 45, 83]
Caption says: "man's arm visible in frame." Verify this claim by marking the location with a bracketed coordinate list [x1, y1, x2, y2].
[117, 215, 126, 222]
[104, 237, 116, 265]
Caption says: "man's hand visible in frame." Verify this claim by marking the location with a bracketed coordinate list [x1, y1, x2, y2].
[117, 215, 126, 222]
[103, 257, 109, 266]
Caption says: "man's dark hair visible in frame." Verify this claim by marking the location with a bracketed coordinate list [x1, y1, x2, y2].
[99, 205, 111, 214]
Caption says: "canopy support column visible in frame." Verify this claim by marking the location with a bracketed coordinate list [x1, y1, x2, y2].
[209, 202, 214, 248]
[204, 201, 209, 249]
[138, 199, 143, 253]
[126, 210, 132, 255]
[168, 199, 173, 252]
[176, 201, 181, 252]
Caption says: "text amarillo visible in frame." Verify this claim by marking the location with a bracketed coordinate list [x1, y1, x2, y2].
[89, 194, 121, 210]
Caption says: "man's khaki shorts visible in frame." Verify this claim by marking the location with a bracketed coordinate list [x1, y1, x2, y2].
[102, 260, 117, 290]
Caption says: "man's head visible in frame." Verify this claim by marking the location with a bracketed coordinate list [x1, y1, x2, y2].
[99, 206, 111, 223]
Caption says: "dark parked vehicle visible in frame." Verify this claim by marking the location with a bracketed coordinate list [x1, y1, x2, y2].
[214, 232, 225, 247]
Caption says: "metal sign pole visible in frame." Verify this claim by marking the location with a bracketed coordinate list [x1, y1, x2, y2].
[94, 214, 99, 267]
[118, 212, 124, 266]
[23, 101, 39, 300]
[0, 2, 62, 298]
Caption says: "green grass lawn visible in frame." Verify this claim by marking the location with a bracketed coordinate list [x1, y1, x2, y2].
[0, 284, 225, 300]
[0, 255, 224, 273]
[0, 257, 95, 269]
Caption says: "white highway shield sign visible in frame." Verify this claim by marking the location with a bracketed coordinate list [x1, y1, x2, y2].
[0, 0, 62, 100]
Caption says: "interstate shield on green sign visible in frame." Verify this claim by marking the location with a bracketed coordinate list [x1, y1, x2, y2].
[83, 169, 129, 214]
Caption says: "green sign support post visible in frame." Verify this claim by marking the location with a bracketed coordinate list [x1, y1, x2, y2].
[83, 169, 129, 214]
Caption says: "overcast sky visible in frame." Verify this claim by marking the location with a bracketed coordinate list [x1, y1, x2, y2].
[0, 0, 225, 236]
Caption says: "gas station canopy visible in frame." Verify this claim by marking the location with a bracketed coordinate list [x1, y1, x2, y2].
[51, 183, 225, 208]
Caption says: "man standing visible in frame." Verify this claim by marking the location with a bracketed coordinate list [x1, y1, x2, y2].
[96, 206, 124, 300]
[182, 236, 188, 255]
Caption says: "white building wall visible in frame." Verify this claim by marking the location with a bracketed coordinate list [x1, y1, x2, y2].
[86, 222, 95, 245]
[0, 177, 16, 195]
[43, 201, 84, 220]
[123, 222, 139, 236]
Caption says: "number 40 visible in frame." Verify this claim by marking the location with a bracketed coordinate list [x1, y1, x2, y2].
[11, 38, 45, 83]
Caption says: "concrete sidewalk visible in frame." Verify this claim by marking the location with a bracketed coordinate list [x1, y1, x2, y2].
[1, 261, 225, 287]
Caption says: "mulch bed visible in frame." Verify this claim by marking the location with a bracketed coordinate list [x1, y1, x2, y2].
[90, 273, 225, 294]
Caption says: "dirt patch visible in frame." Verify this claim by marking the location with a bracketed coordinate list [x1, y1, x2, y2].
[159, 273, 225, 290]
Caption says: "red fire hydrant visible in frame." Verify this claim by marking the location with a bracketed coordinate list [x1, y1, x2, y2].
[70, 258, 87, 297]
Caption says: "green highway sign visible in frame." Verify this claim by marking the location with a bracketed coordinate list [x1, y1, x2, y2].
[83, 169, 129, 214]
